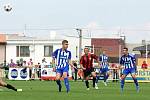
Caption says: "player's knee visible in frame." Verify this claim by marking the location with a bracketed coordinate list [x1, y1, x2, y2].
[121, 75, 125, 80]
[132, 76, 136, 79]
[63, 72, 68, 78]
[56, 75, 61, 80]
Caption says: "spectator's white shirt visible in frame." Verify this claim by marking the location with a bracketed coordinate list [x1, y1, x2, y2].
[41, 62, 47, 69]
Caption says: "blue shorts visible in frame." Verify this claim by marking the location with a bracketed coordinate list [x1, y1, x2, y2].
[56, 66, 69, 75]
[100, 67, 109, 74]
[123, 68, 136, 75]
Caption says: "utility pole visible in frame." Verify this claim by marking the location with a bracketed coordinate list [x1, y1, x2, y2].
[76, 29, 82, 62]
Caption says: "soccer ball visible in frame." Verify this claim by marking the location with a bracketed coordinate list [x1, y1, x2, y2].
[4, 4, 12, 12]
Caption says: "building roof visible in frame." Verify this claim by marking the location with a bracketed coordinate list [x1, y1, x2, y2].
[133, 45, 150, 51]
[6, 34, 62, 41]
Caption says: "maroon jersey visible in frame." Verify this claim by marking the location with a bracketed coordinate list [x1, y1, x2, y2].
[80, 53, 98, 69]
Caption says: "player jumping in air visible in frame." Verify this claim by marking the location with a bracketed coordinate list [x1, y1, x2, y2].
[119, 47, 139, 93]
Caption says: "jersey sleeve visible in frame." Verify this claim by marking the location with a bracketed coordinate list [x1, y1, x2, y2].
[80, 56, 84, 64]
[52, 49, 58, 59]
[120, 57, 124, 65]
[132, 55, 136, 64]
[92, 54, 98, 61]
[99, 55, 102, 61]
[68, 51, 71, 60]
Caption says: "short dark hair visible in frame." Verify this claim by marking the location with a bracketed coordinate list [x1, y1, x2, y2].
[62, 40, 68, 44]
[123, 47, 128, 51]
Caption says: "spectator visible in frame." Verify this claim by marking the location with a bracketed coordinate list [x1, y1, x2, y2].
[72, 61, 78, 81]
[28, 58, 34, 79]
[23, 61, 27, 66]
[41, 58, 47, 69]
[19, 58, 24, 67]
[111, 63, 119, 82]
[36, 62, 41, 79]
[141, 61, 148, 69]
[9, 59, 16, 67]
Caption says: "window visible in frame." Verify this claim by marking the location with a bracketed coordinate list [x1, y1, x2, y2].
[16, 46, 30, 57]
[44, 46, 53, 57]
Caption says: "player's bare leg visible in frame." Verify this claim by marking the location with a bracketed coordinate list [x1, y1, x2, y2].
[56, 73, 62, 92]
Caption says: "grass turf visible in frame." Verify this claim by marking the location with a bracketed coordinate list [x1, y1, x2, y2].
[0, 80, 149, 100]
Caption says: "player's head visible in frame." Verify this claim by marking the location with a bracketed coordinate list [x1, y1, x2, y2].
[102, 50, 106, 54]
[123, 47, 128, 55]
[62, 40, 69, 50]
[84, 47, 89, 55]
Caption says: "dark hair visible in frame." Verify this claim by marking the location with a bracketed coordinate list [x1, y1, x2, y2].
[62, 40, 68, 44]
[84, 47, 89, 50]
[123, 47, 128, 51]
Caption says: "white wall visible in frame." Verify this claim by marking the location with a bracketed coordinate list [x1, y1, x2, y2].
[6, 44, 17, 63]
[6, 37, 91, 64]
[6, 40, 62, 64]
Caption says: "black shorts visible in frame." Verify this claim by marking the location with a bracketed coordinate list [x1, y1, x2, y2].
[83, 68, 94, 78]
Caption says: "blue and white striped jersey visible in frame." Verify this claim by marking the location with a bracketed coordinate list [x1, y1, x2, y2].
[52, 48, 71, 69]
[99, 54, 109, 68]
[120, 53, 136, 69]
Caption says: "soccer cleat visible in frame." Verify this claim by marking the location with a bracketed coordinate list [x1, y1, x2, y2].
[95, 83, 99, 89]
[86, 88, 90, 90]
[95, 86, 99, 90]
[136, 86, 140, 93]
[17, 89, 22, 92]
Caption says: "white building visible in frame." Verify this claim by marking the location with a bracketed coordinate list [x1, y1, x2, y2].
[5, 34, 91, 64]
[6, 34, 61, 64]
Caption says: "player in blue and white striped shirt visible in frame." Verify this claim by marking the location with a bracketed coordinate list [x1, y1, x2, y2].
[52, 40, 73, 93]
[119, 47, 139, 92]
[99, 50, 109, 86]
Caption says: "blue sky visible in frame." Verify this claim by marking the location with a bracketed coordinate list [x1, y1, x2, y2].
[0, 0, 150, 43]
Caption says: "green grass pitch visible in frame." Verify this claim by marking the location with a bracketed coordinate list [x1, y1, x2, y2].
[0, 80, 149, 100]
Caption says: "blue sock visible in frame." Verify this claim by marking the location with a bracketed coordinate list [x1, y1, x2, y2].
[121, 79, 125, 89]
[64, 78, 70, 92]
[96, 75, 99, 83]
[133, 78, 139, 87]
[104, 73, 108, 82]
[106, 74, 109, 80]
